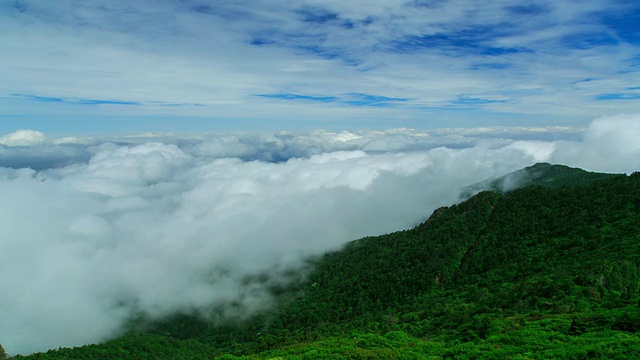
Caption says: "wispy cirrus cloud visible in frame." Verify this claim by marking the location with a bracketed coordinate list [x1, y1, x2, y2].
[0, 0, 638, 131]
[256, 93, 339, 102]
[595, 93, 640, 100]
[256, 92, 413, 107]
[11, 94, 205, 107]
[12, 94, 141, 106]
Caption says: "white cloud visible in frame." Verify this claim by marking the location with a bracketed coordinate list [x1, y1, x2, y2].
[0, 115, 639, 355]
[0, 130, 47, 146]
[550, 113, 640, 173]
[0, 131, 99, 170]
[69, 142, 193, 196]
[0, 0, 637, 128]
[506, 141, 557, 163]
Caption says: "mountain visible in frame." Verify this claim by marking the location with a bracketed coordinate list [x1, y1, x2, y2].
[13, 164, 640, 359]
[461, 162, 622, 198]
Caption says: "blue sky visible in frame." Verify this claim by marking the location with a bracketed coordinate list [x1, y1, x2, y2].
[1, 0, 639, 133]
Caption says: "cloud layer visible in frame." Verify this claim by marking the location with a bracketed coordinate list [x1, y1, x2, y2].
[1, 115, 640, 355]
[1, 0, 638, 130]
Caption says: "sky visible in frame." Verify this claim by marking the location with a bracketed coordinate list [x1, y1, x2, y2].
[1, 0, 639, 133]
[1, 0, 640, 356]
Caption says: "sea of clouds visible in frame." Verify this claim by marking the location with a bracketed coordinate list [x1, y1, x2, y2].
[1, 114, 640, 355]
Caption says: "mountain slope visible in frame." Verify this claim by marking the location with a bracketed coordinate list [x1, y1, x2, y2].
[13, 166, 640, 359]
[462, 162, 622, 197]
[254, 171, 640, 340]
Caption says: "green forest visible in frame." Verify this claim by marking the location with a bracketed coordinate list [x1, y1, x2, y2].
[9, 163, 640, 359]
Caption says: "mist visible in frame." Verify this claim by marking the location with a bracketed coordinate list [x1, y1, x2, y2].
[1, 114, 639, 355]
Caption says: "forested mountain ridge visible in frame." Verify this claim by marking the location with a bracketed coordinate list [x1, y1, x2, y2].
[13, 165, 640, 359]
[462, 162, 623, 198]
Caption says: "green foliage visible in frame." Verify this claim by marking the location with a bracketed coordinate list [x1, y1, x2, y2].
[14, 334, 214, 360]
[18, 165, 640, 359]
[0, 343, 8, 360]
[463, 162, 622, 197]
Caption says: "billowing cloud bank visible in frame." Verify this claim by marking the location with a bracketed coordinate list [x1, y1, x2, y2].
[1, 114, 640, 355]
